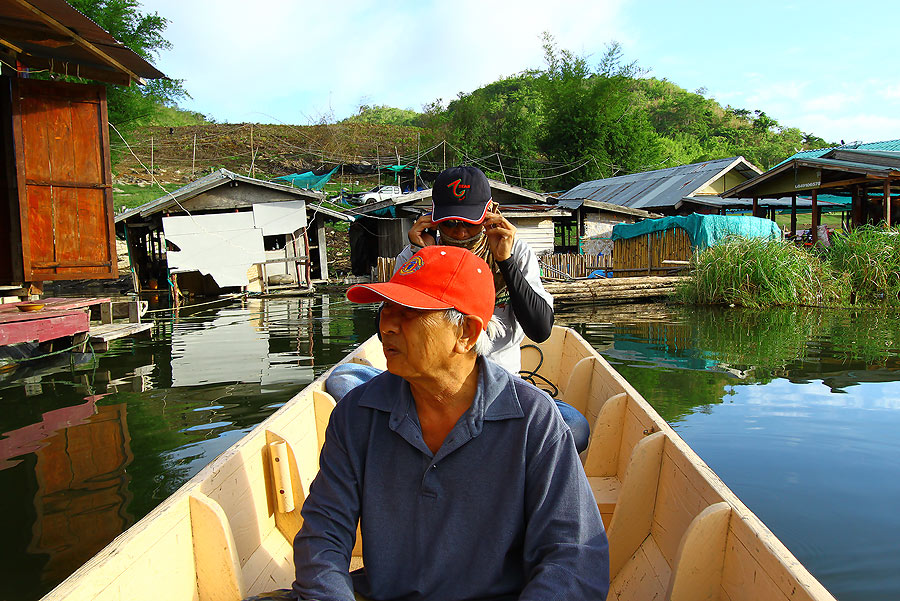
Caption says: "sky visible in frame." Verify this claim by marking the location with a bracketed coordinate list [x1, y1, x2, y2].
[145, 0, 900, 146]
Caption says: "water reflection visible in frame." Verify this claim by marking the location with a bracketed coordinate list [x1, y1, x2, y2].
[3, 297, 898, 601]
[558, 303, 900, 601]
[0, 295, 377, 601]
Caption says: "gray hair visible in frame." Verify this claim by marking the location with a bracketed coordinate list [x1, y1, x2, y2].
[442, 308, 504, 356]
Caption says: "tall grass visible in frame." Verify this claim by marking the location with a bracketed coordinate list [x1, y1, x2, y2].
[826, 225, 900, 305]
[676, 237, 849, 308]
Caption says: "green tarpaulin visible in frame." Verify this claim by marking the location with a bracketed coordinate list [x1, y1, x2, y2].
[611, 214, 781, 250]
[272, 166, 339, 190]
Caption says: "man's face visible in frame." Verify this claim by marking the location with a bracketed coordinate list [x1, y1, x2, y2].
[438, 219, 484, 241]
[379, 301, 459, 380]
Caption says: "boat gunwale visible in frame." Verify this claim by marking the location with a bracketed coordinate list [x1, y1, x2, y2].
[41, 326, 836, 601]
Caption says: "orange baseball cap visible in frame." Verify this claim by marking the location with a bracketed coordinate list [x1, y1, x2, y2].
[346, 246, 494, 330]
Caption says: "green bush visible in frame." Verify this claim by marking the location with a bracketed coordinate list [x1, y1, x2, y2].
[676, 236, 849, 308]
[826, 225, 900, 305]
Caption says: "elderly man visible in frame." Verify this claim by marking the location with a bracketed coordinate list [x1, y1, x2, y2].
[326, 165, 590, 453]
[292, 245, 609, 601]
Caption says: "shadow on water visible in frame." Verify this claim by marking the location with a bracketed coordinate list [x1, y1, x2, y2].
[559, 303, 900, 601]
[0, 295, 377, 601]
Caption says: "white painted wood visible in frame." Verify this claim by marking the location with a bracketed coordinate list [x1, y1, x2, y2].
[560, 356, 596, 415]
[608, 431, 666, 581]
[269, 441, 294, 513]
[667, 501, 732, 601]
[264, 430, 305, 543]
[39, 325, 838, 601]
[189, 492, 244, 601]
[583, 392, 628, 477]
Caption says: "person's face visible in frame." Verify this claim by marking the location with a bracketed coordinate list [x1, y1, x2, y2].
[379, 301, 460, 381]
[438, 219, 484, 241]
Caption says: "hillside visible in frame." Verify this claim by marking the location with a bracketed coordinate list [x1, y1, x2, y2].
[112, 122, 436, 195]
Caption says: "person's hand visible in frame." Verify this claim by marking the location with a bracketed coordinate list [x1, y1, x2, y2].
[408, 214, 437, 247]
[482, 212, 516, 261]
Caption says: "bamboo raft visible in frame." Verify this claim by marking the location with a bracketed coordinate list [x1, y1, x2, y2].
[40, 327, 836, 601]
[542, 276, 680, 306]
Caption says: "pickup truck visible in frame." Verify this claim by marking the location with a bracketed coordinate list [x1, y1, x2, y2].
[357, 185, 402, 204]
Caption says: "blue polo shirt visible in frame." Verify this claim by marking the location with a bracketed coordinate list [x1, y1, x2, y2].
[292, 358, 609, 601]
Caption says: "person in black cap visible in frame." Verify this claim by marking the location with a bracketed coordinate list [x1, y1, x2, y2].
[399, 165, 554, 373]
[326, 165, 590, 453]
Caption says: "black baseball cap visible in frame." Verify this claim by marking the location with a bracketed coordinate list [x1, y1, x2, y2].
[430, 166, 492, 223]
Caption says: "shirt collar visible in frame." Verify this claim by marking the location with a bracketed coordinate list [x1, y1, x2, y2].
[357, 358, 525, 425]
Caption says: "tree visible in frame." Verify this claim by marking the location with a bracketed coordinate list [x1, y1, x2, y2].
[539, 36, 661, 189]
[67, 0, 188, 128]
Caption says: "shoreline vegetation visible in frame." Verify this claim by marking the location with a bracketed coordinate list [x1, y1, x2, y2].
[675, 225, 900, 308]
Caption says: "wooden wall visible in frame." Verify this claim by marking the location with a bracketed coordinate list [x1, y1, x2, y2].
[612, 227, 693, 277]
[3, 77, 117, 283]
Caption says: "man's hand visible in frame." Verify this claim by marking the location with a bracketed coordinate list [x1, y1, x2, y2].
[408, 214, 437, 247]
[482, 212, 516, 261]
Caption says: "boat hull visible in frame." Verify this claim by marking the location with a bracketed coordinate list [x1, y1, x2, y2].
[41, 326, 836, 601]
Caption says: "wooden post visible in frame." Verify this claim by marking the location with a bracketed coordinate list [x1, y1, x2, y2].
[249, 123, 255, 178]
[851, 185, 861, 229]
[885, 179, 892, 227]
[752, 197, 758, 217]
[811, 189, 819, 245]
[790, 194, 797, 237]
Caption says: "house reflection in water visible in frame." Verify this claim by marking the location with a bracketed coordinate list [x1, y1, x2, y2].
[3, 401, 135, 588]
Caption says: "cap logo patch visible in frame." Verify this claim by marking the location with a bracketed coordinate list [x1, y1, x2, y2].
[447, 178, 471, 200]
[398, 256, 424, 275]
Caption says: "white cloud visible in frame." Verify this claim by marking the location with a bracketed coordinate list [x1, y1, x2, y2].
[147, 0, 628, 123]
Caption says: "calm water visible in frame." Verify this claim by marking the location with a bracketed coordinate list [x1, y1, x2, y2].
[1, 296, 898, 601]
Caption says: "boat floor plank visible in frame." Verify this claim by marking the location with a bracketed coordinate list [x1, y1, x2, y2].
[244, 525, 294, 595]
[588, 476, 620, 530]
[610, 535, 669, 601]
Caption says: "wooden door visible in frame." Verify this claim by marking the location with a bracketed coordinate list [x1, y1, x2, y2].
[10, 77, 117, 281]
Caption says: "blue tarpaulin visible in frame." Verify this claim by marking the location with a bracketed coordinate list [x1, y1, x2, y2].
[612, 214, 781, 250]
[272, 166, 339, 190]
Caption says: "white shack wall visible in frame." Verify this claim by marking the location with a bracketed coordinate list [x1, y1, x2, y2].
[163, 213, 266, 288]
[582, 212, 639, 257]
[507, 217, 554, 256]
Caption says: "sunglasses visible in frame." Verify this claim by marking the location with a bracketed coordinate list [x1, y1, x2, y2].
[438, 220, 482, 229]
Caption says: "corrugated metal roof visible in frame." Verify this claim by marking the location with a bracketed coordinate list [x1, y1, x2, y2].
[775, 139, 900, 167]
[116, 169, 326, 223]
[559, 157, 760, 210]
[0, 0, 166, 85]
[686, 195, 848, 209]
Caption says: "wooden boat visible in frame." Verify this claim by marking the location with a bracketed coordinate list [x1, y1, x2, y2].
[41, 326, 836, 601]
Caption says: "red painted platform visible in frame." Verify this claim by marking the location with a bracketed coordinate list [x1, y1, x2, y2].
[0, 297, 111, 346]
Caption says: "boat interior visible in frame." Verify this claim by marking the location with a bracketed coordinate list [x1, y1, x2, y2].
[43, 327, 835, 601]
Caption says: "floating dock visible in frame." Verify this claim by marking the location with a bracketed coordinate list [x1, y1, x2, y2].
[0, 297, 150, 350]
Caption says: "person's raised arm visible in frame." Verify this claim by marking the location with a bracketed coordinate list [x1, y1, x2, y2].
[496, 253, 554, 342]
[292, 406, 361, 601]
[519, 430, 610, 600]
[483, 213, 554, 342]
[406, 213, 437, 249]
